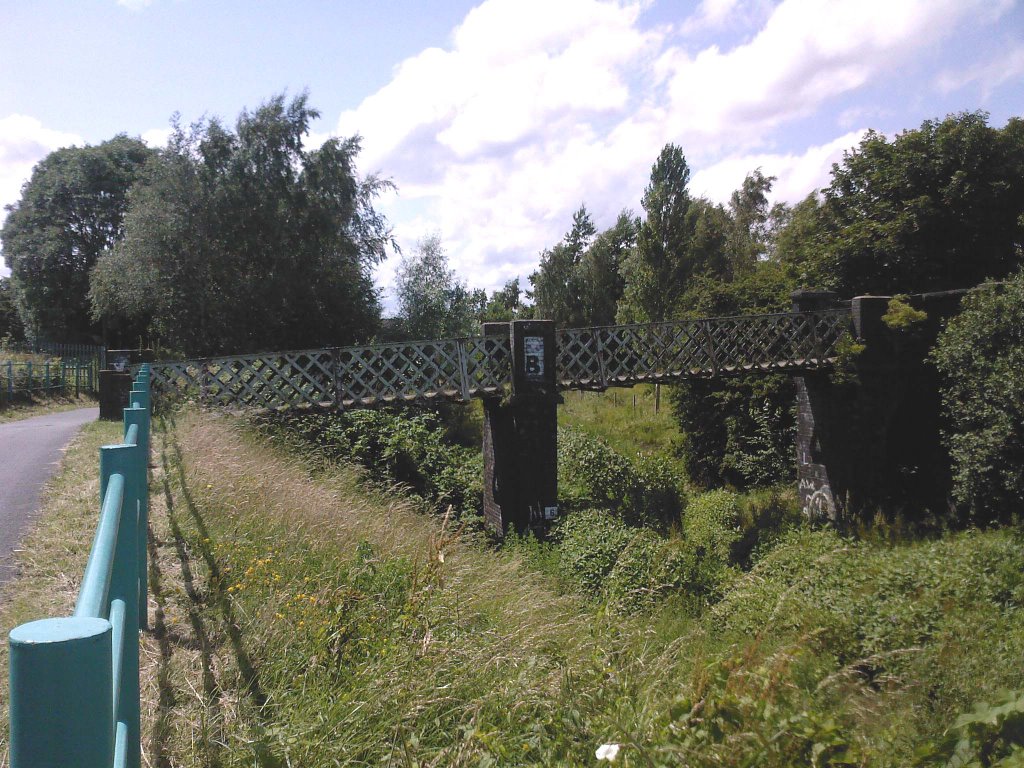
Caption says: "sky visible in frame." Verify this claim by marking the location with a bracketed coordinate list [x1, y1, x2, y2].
[1, 0, 1022, 309]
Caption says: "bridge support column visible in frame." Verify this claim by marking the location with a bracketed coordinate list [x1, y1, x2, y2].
[793, 290, 961, 523]
[482, 320, 560, 538]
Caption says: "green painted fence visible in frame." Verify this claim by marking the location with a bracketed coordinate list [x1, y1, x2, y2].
[8, 365, 151, 768]
[0, 358, 99, 404]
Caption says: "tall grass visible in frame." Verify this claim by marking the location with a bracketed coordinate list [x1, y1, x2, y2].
[149, 408, 1024, 766]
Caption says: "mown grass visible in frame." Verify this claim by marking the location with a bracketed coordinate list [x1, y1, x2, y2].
[0, 418, 124, 764]
[152, 407, 1024, 766]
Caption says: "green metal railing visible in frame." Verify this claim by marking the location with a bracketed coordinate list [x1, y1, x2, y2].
[8, 365, 151, 768]
[0, 358, 99, 404]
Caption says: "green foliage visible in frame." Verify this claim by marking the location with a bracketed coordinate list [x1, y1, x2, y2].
[674, 375, 795, 489]
[177, 415, 1024, 766]
[931, 691, 1024, 767]
[529, 207, 635, 327]
[618, 143, 695, 323]
[683, 489, 741, 562]
[726, 169, 778, 277]
[1, 135, 154, 342]
[396, 234, 484, 339]
[257, 407, 483, 521]
[786, 112, 1024, 295]
[882, 295, 928, 330]
[479, 277, 525, 322]
[558, 427, 685, 527]
[91, 93, 390, 355]
[603, 529, 665, 614]
[671, 263, 798, 490]
[555, 508, 632, 597]
[0, 277, 25, 344]
[932, 275, 1024, 523]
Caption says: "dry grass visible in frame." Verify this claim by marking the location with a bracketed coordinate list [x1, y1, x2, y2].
[146, 409, 626, 765]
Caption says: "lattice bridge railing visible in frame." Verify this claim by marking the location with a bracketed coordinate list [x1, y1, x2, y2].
[149, 309, 851, 409]
[557, 309, 851, 389]
[149, 336, 513, 410]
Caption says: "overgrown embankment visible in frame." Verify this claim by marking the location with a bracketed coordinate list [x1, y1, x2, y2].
[152, 408, 1024, 766]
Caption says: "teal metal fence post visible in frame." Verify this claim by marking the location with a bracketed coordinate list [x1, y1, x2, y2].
[76, 362, 81, 398]
[7, 360, 13, 399]
[100, 441, 142, 768]
[9, 617, 115, 768]
[124, 403, 150, 630]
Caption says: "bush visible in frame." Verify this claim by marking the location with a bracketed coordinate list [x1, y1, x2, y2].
[255, 408, 483, 521]
[603, 529, 665, 614]
[683, 489, 742, 563]
[673, 376, 796, 490]
[932, 274, 1024, 523]
[555, 509, 632, 597]
[557, 427, 685, 527]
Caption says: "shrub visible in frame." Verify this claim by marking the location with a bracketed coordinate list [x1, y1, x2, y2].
[558, 427, 685, 527]
[932, 274, 1024, 523]
[555, 509, 632, 597]
[255, 408, 483, 521]
[603, 529, 664, 614]
[683, 489, 742, 563]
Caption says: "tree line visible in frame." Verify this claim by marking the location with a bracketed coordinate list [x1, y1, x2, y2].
[2, 98, 1022, 513]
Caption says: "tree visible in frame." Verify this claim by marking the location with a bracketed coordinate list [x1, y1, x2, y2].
[932, 273, 1024, 524]
[1, 135, 154, 342]
[90, 93, 392, 354]
[529, 206, 595, 326]
[578, 211, 637, 326]
[396, 234, 481, 339]
[481, 278, 524, 322]
[0, 276, 25, 343]
[618, 144, 693, 322]
[726, 169, 777, 276]
[792, 112, 1024, 295]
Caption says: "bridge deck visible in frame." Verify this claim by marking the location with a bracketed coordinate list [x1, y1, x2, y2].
[149, 309, 851, 410]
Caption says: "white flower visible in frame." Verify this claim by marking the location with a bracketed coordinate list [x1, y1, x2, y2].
[595, 743, 620, 761]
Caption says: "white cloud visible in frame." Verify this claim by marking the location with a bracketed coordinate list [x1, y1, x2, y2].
[140, 127, 173, 148]
[689, 129, 867, 205]
[0, 115, 83, 274]
[658, 0, 1000, 151]
[117, 0, 154, 10]
[340, 0, 1006, 297]
[936, 44, 1024, 98]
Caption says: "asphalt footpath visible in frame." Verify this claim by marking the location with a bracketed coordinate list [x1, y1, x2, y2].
[0, 407, 99, 585]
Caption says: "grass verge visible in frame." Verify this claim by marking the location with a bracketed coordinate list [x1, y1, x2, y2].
[152, 406, 1024, 766]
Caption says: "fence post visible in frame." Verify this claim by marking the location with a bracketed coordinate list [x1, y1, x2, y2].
[100, 441, 142, 768]
[124, 401, 150, 630]
[27, 361, 32, 395]
[9, 616, 115, 768]
[7, 360, 12, 400]
[75, 363, 81, 398]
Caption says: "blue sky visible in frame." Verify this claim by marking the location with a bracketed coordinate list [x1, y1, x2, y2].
[2, 0, 1022, 306]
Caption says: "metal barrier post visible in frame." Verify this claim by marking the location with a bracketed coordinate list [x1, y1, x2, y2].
[124, 403, 150, 630]
[100, 441, 142, 768]
[9, 617, 114, 768]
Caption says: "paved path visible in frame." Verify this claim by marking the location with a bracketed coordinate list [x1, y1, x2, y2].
[0, 407, 98, 584]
